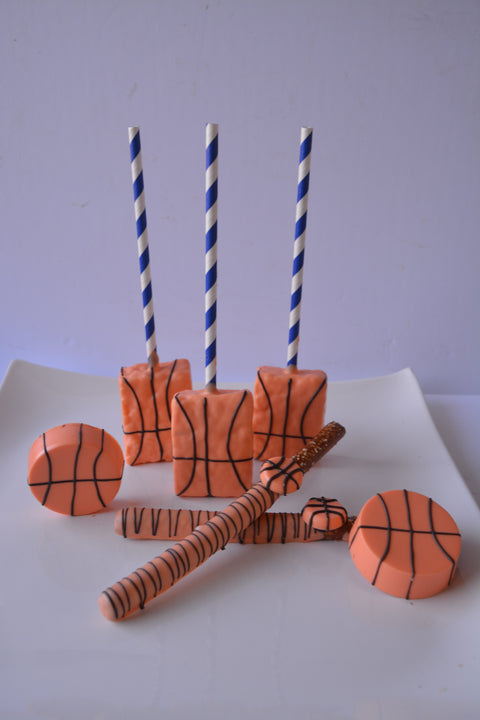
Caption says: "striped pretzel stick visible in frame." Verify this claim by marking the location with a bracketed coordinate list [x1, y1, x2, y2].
[115, 497, 355, 544]
[98, 421, 345, 621]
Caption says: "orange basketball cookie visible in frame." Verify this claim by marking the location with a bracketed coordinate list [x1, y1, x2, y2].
[301, 497, 348, 532]
[349, 489, 461, 599]
[28, 423, 124, 516]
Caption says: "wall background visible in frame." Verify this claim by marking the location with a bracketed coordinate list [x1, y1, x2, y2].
[1, 0, 479, 394]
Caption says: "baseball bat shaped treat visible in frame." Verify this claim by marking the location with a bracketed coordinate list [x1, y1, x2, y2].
[253, 127, 327, 461]
[171, 123, 253, 497]
[98, 421, 346, 621]
[119, 127, 192, 466]
[115, 496, 353, 543]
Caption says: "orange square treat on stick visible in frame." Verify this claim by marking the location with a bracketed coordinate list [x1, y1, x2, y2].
[171, 123, 253, 496]
[172, 387, 253, 497]
[120, 127, 191, 465]
[120, 359, 192, 465]
[253, 127, 327, 460]
[253, 365, 326, 459]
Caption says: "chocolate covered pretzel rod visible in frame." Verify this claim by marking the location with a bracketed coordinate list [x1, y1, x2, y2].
[98, 421, 345, 621]
[115, 500, 354, 543]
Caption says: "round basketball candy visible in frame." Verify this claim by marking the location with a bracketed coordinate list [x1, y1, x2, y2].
[28, 423, 124, 516]
[259, 457, 304, 495]
[349, 489, 461, 599]
[301, 497, 348, 532]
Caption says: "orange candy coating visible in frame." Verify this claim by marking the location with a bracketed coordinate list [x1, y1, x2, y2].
[253, 366, 327, 461]
[301, 497, 348, 531]
[28, 423, 124, 516]
[172, 387, 253, 497]
[349, 489, 461, 599]
[259, 457, 303, 495]
[119, 359, 192, 465]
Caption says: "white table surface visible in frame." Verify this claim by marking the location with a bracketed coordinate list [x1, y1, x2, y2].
[424, 394, 480, 508]
[1, 361, 479, 720]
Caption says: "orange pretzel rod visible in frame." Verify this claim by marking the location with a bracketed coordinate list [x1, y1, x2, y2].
[98, 421, 345, 621]
[115, 503, 354, 543]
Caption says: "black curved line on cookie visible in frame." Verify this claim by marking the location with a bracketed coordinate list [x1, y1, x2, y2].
[121, 368, 145, 465]
[299, 376, 327, 445]
[226, 390, 252, 493]
[371, 492, 392, 588]
[91, 428, 108, 508]
[41, 432, 54, 507]
[173, 394, 198, 496]
[281, 379, 293, 456]
[254, 369, 274, 458]
[149, 367, 164, 461]
[428, 496, 459, 585]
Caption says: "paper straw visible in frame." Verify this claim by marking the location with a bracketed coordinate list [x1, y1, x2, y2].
[287, 127, 313, 368]
[205, 123, 218, 388]
[128, 126, 158, 367]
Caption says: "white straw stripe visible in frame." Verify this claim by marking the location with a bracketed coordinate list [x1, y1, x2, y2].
[205, 322, 217, 342]
[205, 287, 217, 310]
[134, 195, 146, 218]
[205, 159, 218, 187]
[295, 195, 309, 220]
[205, 247, 217, 271]
[205, 205, 218, 231]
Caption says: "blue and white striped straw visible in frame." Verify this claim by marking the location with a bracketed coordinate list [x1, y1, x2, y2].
[128, 126, 158, 367]
[205, 123, 218, 389]
[287, 127, 313, 368]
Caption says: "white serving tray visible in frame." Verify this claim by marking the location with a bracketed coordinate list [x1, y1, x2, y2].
[1, 360, 479, 719]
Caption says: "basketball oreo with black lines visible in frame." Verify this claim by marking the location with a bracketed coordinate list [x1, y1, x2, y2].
[28, 423, 124, 515]
[349, 489, 461, 599]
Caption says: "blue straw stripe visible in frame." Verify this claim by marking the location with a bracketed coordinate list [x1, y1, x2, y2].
[296, 174, 310, 202]
[142, 282, 153, 307]
[292, 248, 305, 276]
[299, 133, 312, 162]
[129, 131, 141, 162]
[205, 179, 218, 211]
[205, 341, 216, 364]
[145, 315, 155, 341]
[290, 287, 303, 312]
[205, 302, 217, 327]
[206, 225, 217, 251]
[205, 264, 217, 290]
[138, 245, 150, 274]
[136, 209, 147, 239]
[206, 135, 218, 166]
[132, 171, 144, 201]
[295, 214, 307, 240]
[288, 321, 300, 345]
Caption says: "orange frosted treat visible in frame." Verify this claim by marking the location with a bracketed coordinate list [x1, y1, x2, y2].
[119, 359, 192, 465]
[349, 489, 461, 599]
[115, 503, 352, 543]
[100, 421, 346, 620]
[301, 497, 348, 532]
[253, 365, 327, 460]
[171, 387, 253, 497]
[28, 423, 124, 516]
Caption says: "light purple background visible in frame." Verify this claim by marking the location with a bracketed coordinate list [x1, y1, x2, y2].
[1, 0, 479, 394]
